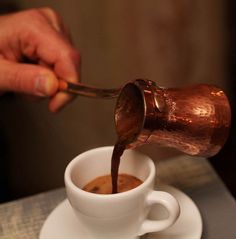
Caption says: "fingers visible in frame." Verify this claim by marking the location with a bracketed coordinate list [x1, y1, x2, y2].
[49, 91, 75, 113]
[0, 8, 80, 112]
[0, 58, 58, 96]
[17, 8, 81, 112]
[38, 7, 72, 43]
[38, 48, 79, 112]
[18, 9, 80, 77]
[38, 7, 63, 33]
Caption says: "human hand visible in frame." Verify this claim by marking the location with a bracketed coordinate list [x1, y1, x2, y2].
[0, 8, 80, 112]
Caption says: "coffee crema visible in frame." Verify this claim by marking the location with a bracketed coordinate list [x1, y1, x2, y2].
[83, 173, 143, 194]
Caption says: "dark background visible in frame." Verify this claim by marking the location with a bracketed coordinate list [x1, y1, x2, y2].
[209, 0, 236, 198]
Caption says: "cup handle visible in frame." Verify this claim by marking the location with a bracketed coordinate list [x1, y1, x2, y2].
[138, 191, 180, 236]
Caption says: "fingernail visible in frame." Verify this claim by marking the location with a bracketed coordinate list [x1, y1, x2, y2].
[36, 74, 58, 96]
[35, 76, 48, 96]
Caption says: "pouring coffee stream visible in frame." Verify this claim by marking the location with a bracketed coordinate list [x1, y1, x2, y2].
[59, 79, 231, 193]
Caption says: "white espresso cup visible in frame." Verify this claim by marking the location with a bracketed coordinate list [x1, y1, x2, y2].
[65, 146, 180, 239]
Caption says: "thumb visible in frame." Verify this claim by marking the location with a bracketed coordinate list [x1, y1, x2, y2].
[0, 59, 58, 96]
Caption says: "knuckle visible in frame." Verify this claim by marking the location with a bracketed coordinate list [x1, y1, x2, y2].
[40, 7, 57, 15]
[17, 9, 46, 30]
[62, 49, 80, 67]
[23, 8, 44, 19]
[20, 8, 60, 24]
[17, 8, 61, 37]
[39, 7, 61, 22]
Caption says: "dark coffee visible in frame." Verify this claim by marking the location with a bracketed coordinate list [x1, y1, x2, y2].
[83, 173, 143, 194]
[112, 84, 144, 193]
[111, 139, 127, 193]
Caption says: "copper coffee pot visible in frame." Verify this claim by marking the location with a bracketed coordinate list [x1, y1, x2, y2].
[59, 79, 231, 157]
[114, 79, 231, 157]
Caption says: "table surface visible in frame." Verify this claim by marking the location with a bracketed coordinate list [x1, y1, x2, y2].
[0, 155, 236, 239]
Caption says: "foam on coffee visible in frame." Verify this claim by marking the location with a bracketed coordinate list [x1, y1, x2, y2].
[83, 173, 143, 194]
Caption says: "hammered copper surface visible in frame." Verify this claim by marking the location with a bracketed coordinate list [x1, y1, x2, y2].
[115, 79, 231, 157]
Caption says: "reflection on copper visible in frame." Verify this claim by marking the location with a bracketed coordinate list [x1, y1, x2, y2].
[115, 79, 231, 157]
[211, 90, 224, 97]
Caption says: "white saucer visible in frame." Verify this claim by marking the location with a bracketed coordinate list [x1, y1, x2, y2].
[39, 185, 202, 239]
